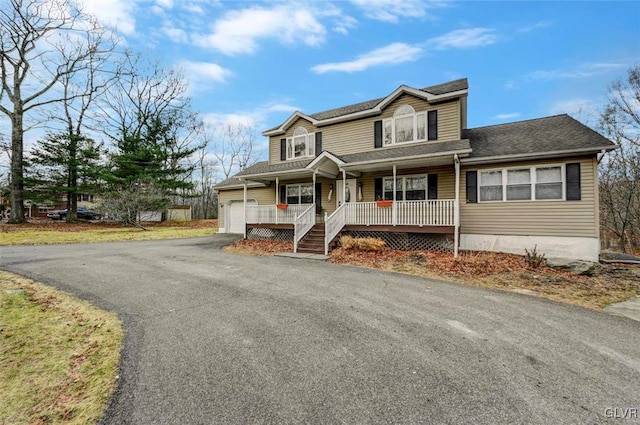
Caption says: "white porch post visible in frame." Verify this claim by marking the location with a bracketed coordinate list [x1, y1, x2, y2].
[275, 177, 279, 225]
[342, 169, 347, 223]
[243, 180, 248, 239]
[313, 171, 317, 205]
[454, 154, 460, 258]
[392, 165, 397, 226]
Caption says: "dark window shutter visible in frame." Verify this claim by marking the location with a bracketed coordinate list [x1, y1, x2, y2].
[280, 139, 286, 161]
[279, 186, 286, 204]
[466, 171, 477, 203]
[315, 183, 322, 214]
[315, 132, 322, 157]
[374, 120, 382, 148]
[374, 178, 383, 201]
[428, 174, 438, 200]
[428, 110, 438, 140]
[566, 163, 581, 200]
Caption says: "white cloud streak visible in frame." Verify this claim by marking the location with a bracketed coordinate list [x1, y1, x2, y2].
[194, 4, 327, 55]
[311, 42, 422, 74]
[527, 62, 626, 81]
[349, 0, 446, 23]
[429, 27, 498, 49]
[492, 113, 521, 120]
[180, 61, 233, 92]
[518, 20, 552, 33]
[80, 0, 137, 35]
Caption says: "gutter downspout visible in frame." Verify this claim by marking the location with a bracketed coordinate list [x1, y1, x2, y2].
[242, 179, 247, 239]
[454, 154, 460, 258]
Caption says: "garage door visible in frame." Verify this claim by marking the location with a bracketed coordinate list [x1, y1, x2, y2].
[227, 200, 256, 234]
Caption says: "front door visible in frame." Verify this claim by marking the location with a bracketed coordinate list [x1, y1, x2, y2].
[336, 178, 357, 207]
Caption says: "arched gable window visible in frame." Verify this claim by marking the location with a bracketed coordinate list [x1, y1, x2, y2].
[286, 126, 316, 160]
[383, 105, 437, 145]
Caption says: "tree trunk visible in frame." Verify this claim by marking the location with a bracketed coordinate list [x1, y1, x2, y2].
[9, 109, 26, 223]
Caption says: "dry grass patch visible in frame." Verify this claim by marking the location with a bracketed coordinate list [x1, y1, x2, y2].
[330, 248, 640, 310]
[223, 239, 293, 256]
[0, 271, 123, 424]
[0, 220, 218, 246]
[340, 236, 386, 251]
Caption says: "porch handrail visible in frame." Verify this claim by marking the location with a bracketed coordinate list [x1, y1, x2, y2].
[293, 204, 316, 253]
[344, 200, 455, 226]
[246, 204, 313, 224]
[324, 203, 346, 255]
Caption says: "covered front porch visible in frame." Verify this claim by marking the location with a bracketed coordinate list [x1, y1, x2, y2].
[236, 149, 467, 256]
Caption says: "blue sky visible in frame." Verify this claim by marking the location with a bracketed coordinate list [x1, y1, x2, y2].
[88, 0, 638, 139]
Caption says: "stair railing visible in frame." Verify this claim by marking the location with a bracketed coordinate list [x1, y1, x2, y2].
[293, 204, 316, 253]
[324, 203, 346, 255]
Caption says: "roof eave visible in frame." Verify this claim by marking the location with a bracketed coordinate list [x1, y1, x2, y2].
[460, 145, 617, 166]
[341, 148, 473, 169]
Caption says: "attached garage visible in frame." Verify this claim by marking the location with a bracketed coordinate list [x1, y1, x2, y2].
[226, 200, 256, 234]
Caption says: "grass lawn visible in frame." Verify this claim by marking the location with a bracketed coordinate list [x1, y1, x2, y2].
[0, 220, 218, 245]
[225, 239, 640, 311]
[0, 271, 123, 424]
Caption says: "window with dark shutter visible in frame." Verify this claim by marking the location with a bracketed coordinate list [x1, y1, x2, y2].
[374, 120, 382, 148]
[466, 171, 478, 203]
[315, 132, 322, 157]
[428, 174, 438, 200]
[428, 110, 438, 140]
[315, 183, 322, 213]
[374, 178, 383, 201]
[279, 186, 286, 204]
[280, 139, 286, 161]
[566, 163, 581, 200]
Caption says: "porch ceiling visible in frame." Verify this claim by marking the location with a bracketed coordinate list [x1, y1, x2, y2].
[341, 153, 462, 173]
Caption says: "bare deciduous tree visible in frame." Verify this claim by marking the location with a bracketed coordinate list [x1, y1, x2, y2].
[210, 123, 259, 180]
[0, 0, 108, 222]
[598, 65, 640, 253]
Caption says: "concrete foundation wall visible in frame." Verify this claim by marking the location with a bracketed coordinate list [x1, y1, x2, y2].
[460, 233, 600, 262]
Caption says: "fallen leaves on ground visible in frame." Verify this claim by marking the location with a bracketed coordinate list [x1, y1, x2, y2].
[224, 239, 293, 256]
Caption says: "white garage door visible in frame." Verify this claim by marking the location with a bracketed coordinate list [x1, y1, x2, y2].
[227, 200, 256, 234]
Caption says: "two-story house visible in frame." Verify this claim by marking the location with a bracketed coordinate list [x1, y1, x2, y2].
[214, 78, 615, 261]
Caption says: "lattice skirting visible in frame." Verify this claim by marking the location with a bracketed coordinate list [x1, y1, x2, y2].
[341, 231, 453, 252]
[247, 227, 294, 241]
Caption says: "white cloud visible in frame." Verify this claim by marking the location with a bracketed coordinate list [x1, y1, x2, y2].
[527, 62, 626, 81]
[518, 20, 552, 33]
[311, 42, 422, 74]
[162, 23, 189, 43]
[202, 101, 299, 130]
[349, 0, 445, 23]
[549, 99, 594, 115]
[194, 4, 327, 55]
[504, 80, 516, 90]
[180, 61, 232, 92]
[492, 113, 521, 121]
[430, 28, 498, 50]
[80, 0, 137, 35]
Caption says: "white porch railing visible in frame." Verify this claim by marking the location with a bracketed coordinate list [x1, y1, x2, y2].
[324, 203, 346, 255]
[246, 204, 313, 224]
[344, 200, 455, 226]
[293, 204, 316, 253]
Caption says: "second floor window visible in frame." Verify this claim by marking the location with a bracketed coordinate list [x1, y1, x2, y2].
[286, 127, 316, 160]
[383, 105, 437, 146]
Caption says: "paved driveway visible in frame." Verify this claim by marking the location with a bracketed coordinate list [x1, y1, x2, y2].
[1, 236, 639, 424]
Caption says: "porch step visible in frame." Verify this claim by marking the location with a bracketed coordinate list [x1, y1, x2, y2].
[296, 225, 339, 254]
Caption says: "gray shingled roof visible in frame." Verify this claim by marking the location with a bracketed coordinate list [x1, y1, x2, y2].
[339, 139, 471, 164]
[264, 78, 469, 132]
[464, 114, 615, 159]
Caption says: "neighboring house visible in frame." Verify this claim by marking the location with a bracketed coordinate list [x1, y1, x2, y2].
[214, 78, 615, 261]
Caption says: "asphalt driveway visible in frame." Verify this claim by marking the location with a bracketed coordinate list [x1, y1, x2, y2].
[1, 235, 639, 424]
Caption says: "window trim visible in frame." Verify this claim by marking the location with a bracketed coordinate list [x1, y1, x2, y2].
[285, 183, 314, 204]
[382, 174, 428, 201]
[286, 127, 316, 160]
[383, 106, 437, 146]
[478, 164, 566, 203]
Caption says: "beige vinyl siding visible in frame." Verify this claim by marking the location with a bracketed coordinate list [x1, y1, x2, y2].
[217, 186, 275, 228]
[460, 156, 598, 238]
[268, 96, 461, 165]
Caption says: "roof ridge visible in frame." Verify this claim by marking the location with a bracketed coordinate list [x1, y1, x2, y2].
[467, 114, 570, 131]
